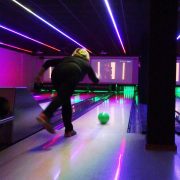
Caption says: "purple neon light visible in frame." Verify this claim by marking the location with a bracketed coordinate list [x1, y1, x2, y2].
[177, 35, 180, 40]
[0, 24, 60, 52]
[103, 0, 126, 54]
[0, 42, 32, 53]
[12, 0, 92, 53]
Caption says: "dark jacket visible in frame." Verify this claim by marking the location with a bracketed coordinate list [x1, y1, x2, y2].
[43, 56, 99, 83]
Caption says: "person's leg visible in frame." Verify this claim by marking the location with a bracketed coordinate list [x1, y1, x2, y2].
[60, 84, 77, 137]
[53, 63, 80, 135]
[43, 95, 62, 119]
[37, 85, 63, 134]
[37, 63, 80, 134]
[61, 96, 73, 132]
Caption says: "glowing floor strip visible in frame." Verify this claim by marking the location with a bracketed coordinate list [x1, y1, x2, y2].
[114, 138, 126, 180]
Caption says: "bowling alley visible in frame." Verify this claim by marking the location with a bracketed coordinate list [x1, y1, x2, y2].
[0, 1, 180, 179]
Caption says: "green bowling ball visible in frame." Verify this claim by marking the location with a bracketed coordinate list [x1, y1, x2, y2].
[98, 112, 110, 124]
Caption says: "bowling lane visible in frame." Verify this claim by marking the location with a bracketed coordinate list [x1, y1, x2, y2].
[33, 92, 57, 102]
[176, 98, 180, 112]
[33, 92, 96, 102]
[39, 92, 96, 110]
[0, 95, 133, 180]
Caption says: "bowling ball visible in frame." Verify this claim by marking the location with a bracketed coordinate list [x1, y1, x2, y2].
[98, 112, 110, 124]
[0, 97, 10, 118]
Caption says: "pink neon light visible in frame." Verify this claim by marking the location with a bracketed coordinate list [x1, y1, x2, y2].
[0, 24, 60, 52]
[42, 133, 61, 150]
[114, 138, 126, 180]
[0, 42, 32, 53]
[111, 62, 116, 79]
[122, 62, 125, 80]
[97, 61, 100, 78]
[176, 63, 179, 82]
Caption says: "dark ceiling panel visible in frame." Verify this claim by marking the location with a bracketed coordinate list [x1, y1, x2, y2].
[1, 0, 177, 56]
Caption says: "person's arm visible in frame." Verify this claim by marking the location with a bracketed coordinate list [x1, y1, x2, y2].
[42, 58, 62, 70]
[87, 66, 99, 83]
[35, 59, 61, 83]
[35, 67, 46, 83]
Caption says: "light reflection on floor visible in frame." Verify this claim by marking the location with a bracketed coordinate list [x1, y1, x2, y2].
[0, 95, 180, 179]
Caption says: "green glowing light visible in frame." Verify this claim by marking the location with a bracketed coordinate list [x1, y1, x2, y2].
[94, 97, 101, 102]
[93, 90, 110, 93]
[74, 90, 87, 93]
[135, 95, 139, 105]
[175, 87, 180, 97]
[124, 86, 135, 98]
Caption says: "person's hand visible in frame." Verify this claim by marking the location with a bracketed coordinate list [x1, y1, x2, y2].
[95, 72, 100, 79]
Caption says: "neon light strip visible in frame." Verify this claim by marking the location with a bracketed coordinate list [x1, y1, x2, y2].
[103, 0, 126, 54]
[177, 35, 180, 40]
[111, 62, 116, 79]
[97, 62, 100, 78]
[0, 42, 32, 53]
[54, 170, 61, 180]
[42, 133, 61, 149]
[0, 24, 60, 52]
[176, 63, 179, 82]
[113, 138, 126, 180]
[122, 62, 125, 80]
[49, 67, 52, 79]
[71, 144, 84, 160]
[12, 0, 91, 53]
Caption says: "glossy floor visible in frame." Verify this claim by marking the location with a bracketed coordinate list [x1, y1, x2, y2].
[0, 95, 180, 180]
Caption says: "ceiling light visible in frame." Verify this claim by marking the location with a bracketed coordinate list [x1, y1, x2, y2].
[12, 0, 91, 53]
[0, 24, 60, 52]
[0, 42, 32, 53]
[103, 0, 126, 54]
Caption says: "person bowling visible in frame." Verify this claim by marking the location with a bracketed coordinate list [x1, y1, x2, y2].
[35, 48, 99, 137]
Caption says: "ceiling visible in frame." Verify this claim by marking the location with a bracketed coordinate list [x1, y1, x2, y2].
[0, 0, 174, 57]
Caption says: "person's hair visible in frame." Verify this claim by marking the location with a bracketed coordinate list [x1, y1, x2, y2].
[72, 48, 90, 61]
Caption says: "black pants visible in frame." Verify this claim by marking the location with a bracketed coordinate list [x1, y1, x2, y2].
[43, 63, 81, 132]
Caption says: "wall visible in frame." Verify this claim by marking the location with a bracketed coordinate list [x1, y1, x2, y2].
[0, 47, 43, 89]
[43, 56, 139, 84]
